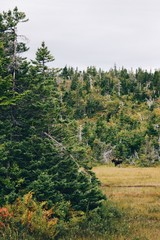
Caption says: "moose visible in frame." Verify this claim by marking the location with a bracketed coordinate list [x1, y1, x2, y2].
[111, 158, 123, 167]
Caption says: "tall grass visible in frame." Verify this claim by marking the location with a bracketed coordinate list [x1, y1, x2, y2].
[94, 166, 160, 240]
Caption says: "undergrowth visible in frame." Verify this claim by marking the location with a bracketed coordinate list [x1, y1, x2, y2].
[0, 193, 126, 240]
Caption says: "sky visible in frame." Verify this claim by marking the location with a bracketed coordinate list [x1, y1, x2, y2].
[1, 0, 160, 71]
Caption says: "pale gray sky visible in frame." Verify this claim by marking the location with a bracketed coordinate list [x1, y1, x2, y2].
[1, 0, 160, 70]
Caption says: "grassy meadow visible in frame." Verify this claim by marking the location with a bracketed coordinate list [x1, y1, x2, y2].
[93, 166, 160, 240]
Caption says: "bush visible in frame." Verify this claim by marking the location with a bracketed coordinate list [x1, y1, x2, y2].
[0, 193, 58, 240]
[0, 194, 123, 240]
[58, 201, 122, 240]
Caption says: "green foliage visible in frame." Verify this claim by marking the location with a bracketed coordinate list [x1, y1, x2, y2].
[0, 7, 105, 214]
[58, 201, 123, 240]
[62, 65, 159, 165]
[32, 41, 54, 75]
[0, 194, 124, 240]
[0, 5, 160, 239]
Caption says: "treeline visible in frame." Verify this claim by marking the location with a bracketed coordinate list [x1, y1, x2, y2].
[58, 65, 160, 166]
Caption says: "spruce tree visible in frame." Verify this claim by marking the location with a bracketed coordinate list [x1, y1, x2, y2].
[0, 7, 106, 211]
[0, 7, 30, 204]
[32, 41, 54, 76]
[22, 44, 105, 211]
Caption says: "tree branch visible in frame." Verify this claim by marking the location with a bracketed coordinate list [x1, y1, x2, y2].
[43, 132, 91, 178]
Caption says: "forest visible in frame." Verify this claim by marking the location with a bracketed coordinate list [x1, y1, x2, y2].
[0, 7, 159, 240]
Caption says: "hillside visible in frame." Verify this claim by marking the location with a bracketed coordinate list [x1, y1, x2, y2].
[57, 65, 160, 166]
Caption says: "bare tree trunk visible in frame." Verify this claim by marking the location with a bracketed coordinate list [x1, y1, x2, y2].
[78, 125, 83, 142]
[117, 79, 121, 96]
[89, 76, 93, 90]
[12, 27, 17, 94]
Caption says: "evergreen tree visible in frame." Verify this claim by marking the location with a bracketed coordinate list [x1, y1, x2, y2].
[0, 8, 106, 211]
[0, 8, 30, 204]
[0, 7, 28, 91]
[32, 41, 54, 76]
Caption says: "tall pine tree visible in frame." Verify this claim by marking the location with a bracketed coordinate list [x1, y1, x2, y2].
[0, 7, 105, 211]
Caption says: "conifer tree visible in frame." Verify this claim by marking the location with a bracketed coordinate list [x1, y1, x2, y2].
[0, 7, 28, 91]
[0, 8, 30, 204]
[32, 41, 54, 76]
[0, 8, 106, 211]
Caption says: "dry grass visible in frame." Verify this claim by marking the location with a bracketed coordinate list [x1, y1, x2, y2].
[93, 166, 160, 240]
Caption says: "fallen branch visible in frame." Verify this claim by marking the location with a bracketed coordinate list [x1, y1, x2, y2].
[43, 132, 91, 179]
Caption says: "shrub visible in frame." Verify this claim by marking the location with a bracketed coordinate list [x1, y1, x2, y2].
[0, 193, 58, 240]
[0, 207, 12, 228]
[0, 194, 123, 240]
[57, 201, 122, 240]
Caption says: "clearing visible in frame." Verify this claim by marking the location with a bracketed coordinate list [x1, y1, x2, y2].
[93, 166, 160, 240]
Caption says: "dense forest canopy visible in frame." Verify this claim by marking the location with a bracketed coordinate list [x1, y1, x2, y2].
[0, 7, 105, 208]
[0, 6, 160, 240]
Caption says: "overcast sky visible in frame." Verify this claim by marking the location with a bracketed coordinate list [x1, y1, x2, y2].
[1, 0, 160, 70]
